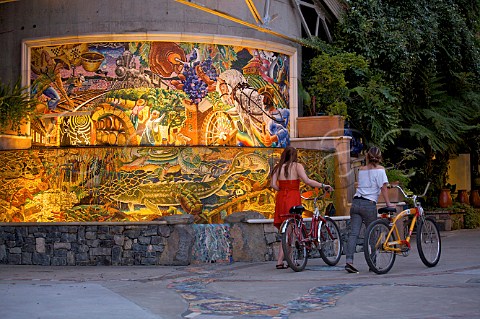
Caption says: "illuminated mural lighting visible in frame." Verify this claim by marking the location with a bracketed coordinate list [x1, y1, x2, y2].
[0, 147, 334, 224]
[28, 40, 292, 148]
[0, 35, 330, 225]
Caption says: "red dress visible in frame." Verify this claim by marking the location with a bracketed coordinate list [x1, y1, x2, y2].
[274, 179, 301, 229]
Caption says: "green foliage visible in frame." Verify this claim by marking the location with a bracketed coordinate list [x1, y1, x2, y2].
[304, 51, 361, 117]
[384, 148, 423, 189]
[0, 79, 38, 135]
[301, 37, 401, 146]
[452, 203, 480, 229]
[404, 74, 479, 153]
[386, 169, 411, 187]
[464, 206, 480, 229]
[297, 80, 312, 116]
[350, 72, 401, 146]
[333, 0, 480, 194]
[335, 0, 480, 152]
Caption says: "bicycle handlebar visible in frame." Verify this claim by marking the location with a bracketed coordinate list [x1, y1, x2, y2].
[390, 182, 431, 200]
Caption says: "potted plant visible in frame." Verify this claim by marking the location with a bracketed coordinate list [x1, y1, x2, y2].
[297, 50, 366, 138]
[297, 80, 347, 138]
[298, 38, 401, 145]
[386, 168, 412, 187]
[0, 79, 38, 149]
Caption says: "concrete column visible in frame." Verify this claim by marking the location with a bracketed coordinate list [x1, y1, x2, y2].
[291, 136, 353, 216]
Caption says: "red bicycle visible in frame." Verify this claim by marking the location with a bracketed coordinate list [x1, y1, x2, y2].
[281, 189, 342, 272]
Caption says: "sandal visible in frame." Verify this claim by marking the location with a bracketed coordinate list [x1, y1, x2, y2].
[276, 263, 289, 269]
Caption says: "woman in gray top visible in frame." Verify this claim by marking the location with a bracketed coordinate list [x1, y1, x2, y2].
[345, 147, 395, 273]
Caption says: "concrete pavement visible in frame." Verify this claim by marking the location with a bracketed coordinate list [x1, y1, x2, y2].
[1, 229, 479, 319]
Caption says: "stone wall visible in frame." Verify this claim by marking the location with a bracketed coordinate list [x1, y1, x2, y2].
[0, 215, 195, 266]
[0, 213, 354, 266]
[224, 212, 350, 263]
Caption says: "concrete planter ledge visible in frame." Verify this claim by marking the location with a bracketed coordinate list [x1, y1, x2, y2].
[245, 216, 350, 224]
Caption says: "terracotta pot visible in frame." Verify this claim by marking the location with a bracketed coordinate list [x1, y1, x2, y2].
[456, 190, 470, 205]
[296, 115, 345, 138]
[470, 190, 480, 208]
[438, 189, 452, 208]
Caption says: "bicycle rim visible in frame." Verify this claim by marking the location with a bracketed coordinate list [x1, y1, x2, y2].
[364, 220, 396, 274]
[282, 220, 307, 272]
[318, 217, 342, 266]
[417, 218, 441, 267]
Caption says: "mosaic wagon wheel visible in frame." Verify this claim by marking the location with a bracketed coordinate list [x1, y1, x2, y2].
[201, 111, 237, 146]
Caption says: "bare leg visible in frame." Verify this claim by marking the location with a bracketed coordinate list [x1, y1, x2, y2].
[277, 244, 284, 266]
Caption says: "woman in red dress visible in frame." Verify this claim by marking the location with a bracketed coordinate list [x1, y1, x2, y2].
[270, 146, 333, 269]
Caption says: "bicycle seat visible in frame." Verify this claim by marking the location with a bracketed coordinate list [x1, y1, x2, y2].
[378, 207, 396, 214]
[289, 205, 305, 215]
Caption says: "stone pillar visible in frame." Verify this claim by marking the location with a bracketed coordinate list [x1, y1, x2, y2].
[158, 214, 195, 266]
[224, 211, 269, 262]
[291, 136, 353, 216]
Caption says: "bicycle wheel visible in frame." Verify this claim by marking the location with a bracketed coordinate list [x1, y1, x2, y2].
[282, 219, 308, 272]
[416, 217, 441, 267]
[318, 217, 342, 266]
[364, 219, 396, 274]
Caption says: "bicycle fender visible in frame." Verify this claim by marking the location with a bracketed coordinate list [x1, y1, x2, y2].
[280, 218, 294, 234]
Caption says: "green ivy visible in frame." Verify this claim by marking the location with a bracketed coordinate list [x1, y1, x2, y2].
[331, 0, 480, 199]
[335, 0, 480, 153]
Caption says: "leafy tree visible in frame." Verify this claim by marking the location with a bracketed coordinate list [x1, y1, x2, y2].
[331, 0, 480, 198]
[301, 38, 401, 146]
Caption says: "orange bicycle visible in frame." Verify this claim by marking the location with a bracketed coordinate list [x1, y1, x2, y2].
[281, 189, 342, 272]
[364, 182, 441, 274]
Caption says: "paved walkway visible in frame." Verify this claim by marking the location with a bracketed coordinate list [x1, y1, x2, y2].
[1, 229, 479, 319]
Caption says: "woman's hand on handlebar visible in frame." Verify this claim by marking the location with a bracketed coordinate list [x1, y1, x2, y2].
[323, 184, 334, 192]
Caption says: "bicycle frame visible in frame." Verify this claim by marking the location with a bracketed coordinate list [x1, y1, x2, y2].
[280, 189, 343, 271]
[280, 195, 328, 248]
[382, 207, 422, 253]
[364, 182, 441, 274]
[380, 183, 429, 253]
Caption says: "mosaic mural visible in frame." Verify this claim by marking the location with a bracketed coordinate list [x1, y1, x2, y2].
[29, 41, 290, 148]
[0, 147, 334, 223]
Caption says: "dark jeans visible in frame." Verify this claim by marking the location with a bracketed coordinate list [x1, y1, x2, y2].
[345, 198, 377, 264]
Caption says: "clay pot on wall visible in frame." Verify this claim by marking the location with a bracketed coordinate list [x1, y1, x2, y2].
[470, 190, 480, 208]
[456, 190, 470, 205]
[296, 115, 345, 138]
[438, 189, 453, 208]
